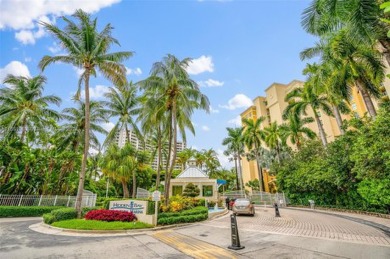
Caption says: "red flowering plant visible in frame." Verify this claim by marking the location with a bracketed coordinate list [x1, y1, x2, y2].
[85, 209, 137, 222]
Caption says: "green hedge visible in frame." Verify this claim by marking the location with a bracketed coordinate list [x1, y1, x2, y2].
[0, 206, 65, 217]
[157, 206, 208, 225]
[158, 206, 208, 219]
[43, 207, 99, 224]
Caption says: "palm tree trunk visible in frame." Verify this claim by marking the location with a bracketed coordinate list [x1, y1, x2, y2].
[132, 170, 136, 198]
[125, 124, 130, 144]
[21, 117, 27, 143]
[121, 179, 130, 198]
[379, 40, 390, 67]
[332, 105, 345, 135]
[234, 156, 239, 190]
[165, 102, 178, 206]
[164, 113, 173, 206]
[237, 155, 244, 191]
[312, 107, 327, 147]
[276, 144, 281, 163]
[155, 126, 162, 190]
[356, 81, 377, 118]
[255, 153, 265, 192]
[75, 70, 90, 218]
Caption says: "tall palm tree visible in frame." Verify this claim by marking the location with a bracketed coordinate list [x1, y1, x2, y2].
[301, 31, 384, 118]
[242, 117, 266, 192]
[138, 54, 209, 204]
[222, 127, 245, 190]
[303, 62, 351, 135]
[103, 82, 141, 147]
[263, 122, 285, 163]
[56, 101, 108, 152]
[39, 9, 132, 216]
[283, 83, 332, 147]
[301, 0, 390, 65]
[280, 113, 316, 150]
[0, 75, 61, 144]
[201, 148, 221, 176]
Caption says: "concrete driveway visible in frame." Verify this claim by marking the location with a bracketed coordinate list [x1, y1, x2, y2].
[1, 207, 389, 259]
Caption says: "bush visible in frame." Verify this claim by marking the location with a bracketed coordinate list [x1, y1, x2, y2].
[0, 206, 64, 217]
[157, 206, 208, 225]
[207, 201, 216, 208]
[43, 208, 77, 224]
[85, 209, 137, 222]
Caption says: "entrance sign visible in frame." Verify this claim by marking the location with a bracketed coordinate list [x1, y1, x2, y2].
[109, 199, 155, 225]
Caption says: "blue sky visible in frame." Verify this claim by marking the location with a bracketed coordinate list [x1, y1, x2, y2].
[0, 0, 314, 167]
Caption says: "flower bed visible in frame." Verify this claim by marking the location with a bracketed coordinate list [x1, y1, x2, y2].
[85, 209, 137, 222]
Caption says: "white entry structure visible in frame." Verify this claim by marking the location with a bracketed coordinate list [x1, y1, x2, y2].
[169, 158, 218, 201]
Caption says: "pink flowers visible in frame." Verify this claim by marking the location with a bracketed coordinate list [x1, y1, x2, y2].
[85, 210, 137, 222]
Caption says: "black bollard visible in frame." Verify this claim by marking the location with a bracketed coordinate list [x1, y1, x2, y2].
[228, 213, 245, 250]
[274, 203, 281, 217]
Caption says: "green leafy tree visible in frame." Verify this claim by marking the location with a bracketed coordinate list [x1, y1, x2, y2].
[242, 117, 266, 191]
[182, 183, 200, 198]
[283, 83, 332, 146]
[280, 113, 316, 150]
[39, 9, 132, 217]
[0, 75, 61, 144]
[222, 127, 245, 190]
[138, 54, 209, 205]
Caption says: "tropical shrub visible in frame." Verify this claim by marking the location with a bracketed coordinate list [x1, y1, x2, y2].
[182, 183, 200, 197]
[85, 209, 137, 222]
[157, 206, 208, 225]
[43, 208, 77, 224]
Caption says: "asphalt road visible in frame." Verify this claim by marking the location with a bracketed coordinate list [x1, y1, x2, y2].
[1, 208, 390, 259]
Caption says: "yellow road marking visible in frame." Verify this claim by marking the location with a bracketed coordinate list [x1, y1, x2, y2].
[153, 230, 237, 259]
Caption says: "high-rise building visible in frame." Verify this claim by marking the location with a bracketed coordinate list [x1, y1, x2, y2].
[239, 79, 387, 192]
[115, 128, 185, 170]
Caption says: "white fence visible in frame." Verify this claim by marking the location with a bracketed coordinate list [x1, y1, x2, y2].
[0, 194, 97, 208]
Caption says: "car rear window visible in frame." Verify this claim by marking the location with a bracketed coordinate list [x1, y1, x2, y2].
[235, 199, 250, 206]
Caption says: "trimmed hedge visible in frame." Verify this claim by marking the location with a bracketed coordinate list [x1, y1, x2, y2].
[0, 206, 64, 217]
[43, 207, 98, 224]
[157, 206, 208, 225]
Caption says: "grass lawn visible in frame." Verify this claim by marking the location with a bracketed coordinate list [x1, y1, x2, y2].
[52, 219, 153, 230]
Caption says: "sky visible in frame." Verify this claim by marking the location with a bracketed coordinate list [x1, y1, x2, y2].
[0, 0, 315, 167]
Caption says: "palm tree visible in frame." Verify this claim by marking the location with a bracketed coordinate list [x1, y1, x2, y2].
[280, 113, 316, 150]
[263, 122, 285, 163]
[0, 75, 61, 144]
[201, 148, 221, 176]
[103, 82, 141, 147]
[39, 9, 132, 217]
[56, 101, 108, 152]
[222, 127, 245, 190]
[242, 117, 266, 192]
[176, 148, 196, 171]
[283, 82, 332, 147]
[138, 54, 209, 205]
[303, 62, 351, 135]
[301, 31, 384, 118]
[301, 0, 390, 65]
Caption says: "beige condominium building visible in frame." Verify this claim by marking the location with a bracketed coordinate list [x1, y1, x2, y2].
[240, 79, 389, 193]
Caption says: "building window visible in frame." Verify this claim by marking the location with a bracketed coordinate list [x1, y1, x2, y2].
[172, 186, 183, 196]
[351, 103, 357, 111]
[202, 185, 213, 197]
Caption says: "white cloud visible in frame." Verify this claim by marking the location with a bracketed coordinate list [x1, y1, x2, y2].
[186, 55, 214, 75]
[101, 122, 115, 132]
[210, 106, 220, 114]
[80, 85, 110, 99]
[0, 61, 31, 84]
[216, 148, 233, 168]
[73, 67, 84, 77]
[201, 125, 210, 131]
[228, 116, 242, 127]
[198, 79, 224, 87]
[48, 42, 61, 54]
[0, 0, 121, 44]
[219, 94, 253, 110]
[125, 67, 142, 76]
